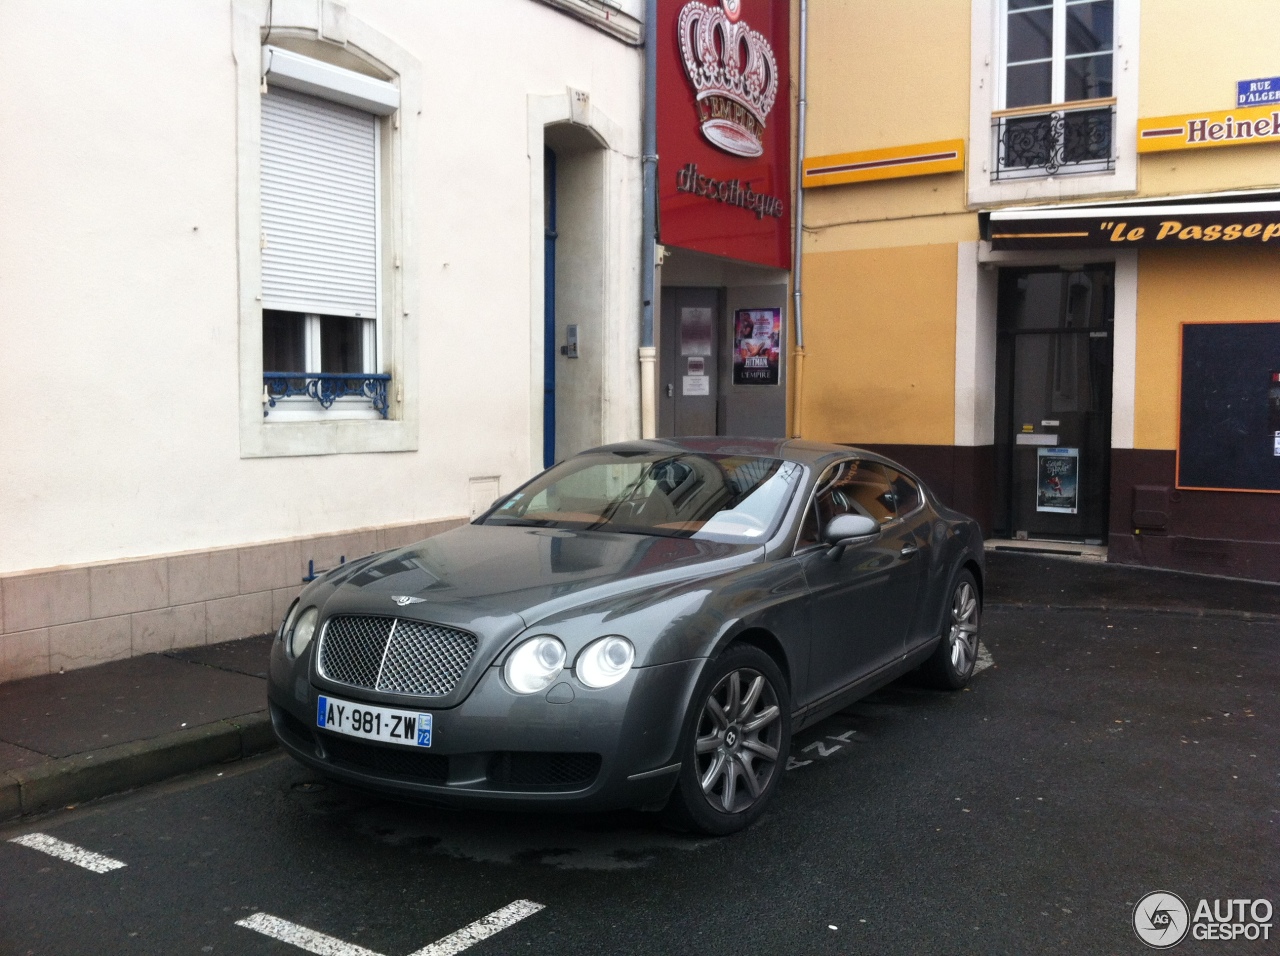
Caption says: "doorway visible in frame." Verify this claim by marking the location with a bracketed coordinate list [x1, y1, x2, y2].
[540, 123, 606, 467]
[659, 287, 721, 437]
[994, 265, 1114, 542]
[543, 147, 557, 468]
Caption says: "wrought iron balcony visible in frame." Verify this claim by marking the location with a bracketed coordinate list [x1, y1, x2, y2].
[992, 103, 1115, 181]
[263, 372, 391, 418]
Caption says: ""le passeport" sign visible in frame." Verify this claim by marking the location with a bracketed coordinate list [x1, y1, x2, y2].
[986, 210, 1280, 250]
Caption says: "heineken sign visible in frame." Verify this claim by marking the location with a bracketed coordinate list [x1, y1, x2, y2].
[1138, 104, 1280, 153]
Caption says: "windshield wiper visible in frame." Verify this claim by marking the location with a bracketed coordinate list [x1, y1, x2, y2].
[484, 516, 554, 528]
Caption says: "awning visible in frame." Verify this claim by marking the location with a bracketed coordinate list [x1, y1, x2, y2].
[980, 189, 1280, 251]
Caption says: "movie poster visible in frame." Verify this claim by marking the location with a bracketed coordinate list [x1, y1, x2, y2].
[732, 308, 781, 385]
[1036, 447, 1080, 514]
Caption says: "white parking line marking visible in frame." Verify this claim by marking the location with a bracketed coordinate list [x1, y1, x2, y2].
[803, 740, 842, 758]
[409, 900, 545, 956]
[828, 730, 856, 742]
[974, 644, 995, 674]
[7, 833, 127, 874]
[236, 913, 384, 956]
[235, 901, 545, 956]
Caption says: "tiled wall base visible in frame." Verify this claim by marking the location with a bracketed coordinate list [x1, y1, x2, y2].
[0, 517, 466, 683]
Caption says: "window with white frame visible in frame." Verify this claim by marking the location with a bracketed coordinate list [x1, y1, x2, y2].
[260, 58, 391, 419]
[994, 0, 1114, 180]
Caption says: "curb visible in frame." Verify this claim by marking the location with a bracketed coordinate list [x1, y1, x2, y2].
[987, 602, 1280, 623]
[0, 711, 276, 823]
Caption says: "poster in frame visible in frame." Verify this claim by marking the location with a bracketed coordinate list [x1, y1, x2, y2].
[1036, 447, 1080, 514]
[732, 308, 781, 386]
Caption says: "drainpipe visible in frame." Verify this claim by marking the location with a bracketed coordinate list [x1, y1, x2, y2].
[790, 0, 808, 439]
[639, 0, 659, 439]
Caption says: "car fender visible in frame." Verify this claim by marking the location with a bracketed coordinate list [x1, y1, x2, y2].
[925, 535, 985, 646]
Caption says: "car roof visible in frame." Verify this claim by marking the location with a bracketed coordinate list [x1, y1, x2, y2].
[578, 437, 881, 468]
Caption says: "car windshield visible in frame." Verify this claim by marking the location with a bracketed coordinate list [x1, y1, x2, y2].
[484, 452, 804, 542]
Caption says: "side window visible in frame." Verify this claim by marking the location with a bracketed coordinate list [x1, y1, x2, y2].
[887, 468, 923, 517]
[796, 462, 848, 550]
[797, 459, 896, 551]
[797, 499, 820, 549]
[840, 461, 897, 524]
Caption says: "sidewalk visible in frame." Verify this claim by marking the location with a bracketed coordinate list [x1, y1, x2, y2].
[0, 636, 277, 820]
[983, 548, 1280, 618]
[3, 551, 1279, 822]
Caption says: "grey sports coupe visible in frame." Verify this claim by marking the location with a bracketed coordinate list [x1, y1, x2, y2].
[268, 438, 984, 834]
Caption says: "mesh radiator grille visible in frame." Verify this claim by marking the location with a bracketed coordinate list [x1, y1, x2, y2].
[321, 735, 450, 783]
[317, 615, 477, 696]
[487, 752, 602, 791]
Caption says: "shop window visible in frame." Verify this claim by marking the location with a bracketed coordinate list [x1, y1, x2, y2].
[992, 0, 1115, 180]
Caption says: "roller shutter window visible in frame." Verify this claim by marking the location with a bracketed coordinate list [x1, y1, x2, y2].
[261, 87, 379, 323]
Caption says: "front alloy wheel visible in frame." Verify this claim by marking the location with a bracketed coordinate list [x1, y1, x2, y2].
[665, 644, 791, 835]
[695, 667, 783, 814]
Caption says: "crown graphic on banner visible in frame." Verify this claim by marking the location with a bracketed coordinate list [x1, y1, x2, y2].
[678, 0, 779, 158]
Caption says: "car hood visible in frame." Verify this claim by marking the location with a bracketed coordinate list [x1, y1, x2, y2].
[323, 522, 759, 634]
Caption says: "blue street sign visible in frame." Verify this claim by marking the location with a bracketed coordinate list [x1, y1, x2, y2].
[1237, 77, 1280, 107]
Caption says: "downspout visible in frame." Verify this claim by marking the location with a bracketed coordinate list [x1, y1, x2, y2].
[790, 0, 808, 438]
[639, 0, 659, 439]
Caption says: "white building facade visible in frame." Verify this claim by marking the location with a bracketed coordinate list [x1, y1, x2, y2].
[0, 0, 645, 681]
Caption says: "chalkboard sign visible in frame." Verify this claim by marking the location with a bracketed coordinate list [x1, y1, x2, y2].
[1178, 322, 1280, 492]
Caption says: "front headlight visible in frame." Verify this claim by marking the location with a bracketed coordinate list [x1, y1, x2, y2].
[503, 635, 566, 694]
[289, 607, 319, 658]
[575, 636, 635, 689]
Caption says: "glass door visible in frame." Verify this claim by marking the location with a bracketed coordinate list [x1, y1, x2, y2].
[994, 265, 1114, 542]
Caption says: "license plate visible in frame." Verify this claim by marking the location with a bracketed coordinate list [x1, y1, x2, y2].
[316, 695, 433, 748]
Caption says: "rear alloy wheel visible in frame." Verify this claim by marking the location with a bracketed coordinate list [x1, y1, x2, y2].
[665, 644, 791, 835]
[921, 568, 981, 689]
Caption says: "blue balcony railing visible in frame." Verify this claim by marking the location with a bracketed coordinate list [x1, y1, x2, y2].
[263, 372, 391, 418]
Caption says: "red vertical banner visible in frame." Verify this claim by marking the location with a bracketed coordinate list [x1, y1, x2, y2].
[657, 0, 791, 270]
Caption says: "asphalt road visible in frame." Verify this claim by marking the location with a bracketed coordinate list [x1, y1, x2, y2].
[2, 607, 1275, 956]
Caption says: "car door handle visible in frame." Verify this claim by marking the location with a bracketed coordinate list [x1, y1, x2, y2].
[900, 544, 919, 557]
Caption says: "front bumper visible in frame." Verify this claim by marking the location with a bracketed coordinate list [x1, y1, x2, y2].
[267, 640, 704, 812]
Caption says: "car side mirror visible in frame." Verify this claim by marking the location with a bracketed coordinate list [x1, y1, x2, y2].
[822, 513, 880, 559]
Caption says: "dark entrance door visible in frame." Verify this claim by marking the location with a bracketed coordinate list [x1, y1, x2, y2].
[659, 287, 720, 437]
[994, 265, 1114, 542]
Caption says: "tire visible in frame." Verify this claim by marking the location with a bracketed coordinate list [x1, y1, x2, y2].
[663, 643, 791, 836]
[920, 568, 981, 690]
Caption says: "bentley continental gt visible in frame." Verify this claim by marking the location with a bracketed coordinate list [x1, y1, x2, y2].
[268, 438, 984, 834]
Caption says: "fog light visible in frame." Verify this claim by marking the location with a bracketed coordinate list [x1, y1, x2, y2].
[289, 607, 318, 658]
[576, 636, 634, 689]
[504, 635, 566, 694]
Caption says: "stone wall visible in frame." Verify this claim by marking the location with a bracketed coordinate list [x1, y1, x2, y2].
[0, 518, 464, 683]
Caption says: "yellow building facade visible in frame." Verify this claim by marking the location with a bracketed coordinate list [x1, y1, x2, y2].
[796, 0, 1280, 581]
